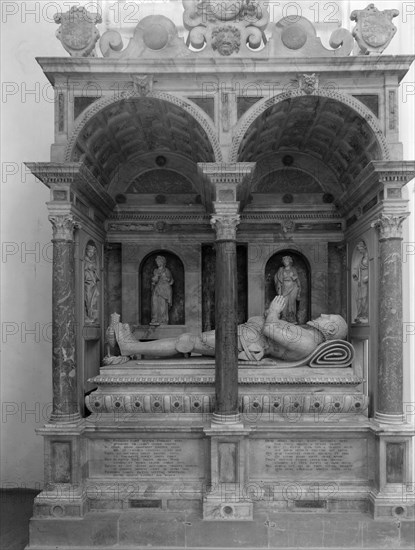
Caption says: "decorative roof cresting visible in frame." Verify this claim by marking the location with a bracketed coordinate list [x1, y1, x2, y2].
[52, 2, 400, 59]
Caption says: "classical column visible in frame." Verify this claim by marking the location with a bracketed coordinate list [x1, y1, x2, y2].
[198, 162, 255, 424]
[372, 213, 409, 424]
[48, 213, 81, 423]
[211, 204, 240, 422]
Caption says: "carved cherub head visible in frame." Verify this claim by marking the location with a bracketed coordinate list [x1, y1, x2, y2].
[211, 25, 241, 56]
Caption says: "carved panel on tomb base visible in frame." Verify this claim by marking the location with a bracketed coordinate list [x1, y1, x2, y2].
[250, 437, 370, 482]
[88, 437, 208, 480]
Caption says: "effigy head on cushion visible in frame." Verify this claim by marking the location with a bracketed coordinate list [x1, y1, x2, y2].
[307, 314, 348, 341]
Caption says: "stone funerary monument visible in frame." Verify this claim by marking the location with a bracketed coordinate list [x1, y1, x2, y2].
[26, 1, 414, 548]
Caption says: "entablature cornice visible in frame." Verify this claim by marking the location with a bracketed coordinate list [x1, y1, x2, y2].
[336, 160, 415, 217]
[106, 210, 345, 237]
[37, 55, 415, 86]
[25, 162, 116, 219]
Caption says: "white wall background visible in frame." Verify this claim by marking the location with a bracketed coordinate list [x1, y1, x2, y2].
[1, 0, 414, 488]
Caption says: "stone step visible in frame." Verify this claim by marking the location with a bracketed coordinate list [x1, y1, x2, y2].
[28, 510, 415, 549]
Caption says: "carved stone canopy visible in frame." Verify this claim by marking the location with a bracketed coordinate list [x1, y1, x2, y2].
[237, 95, 383, 194]
[69, 97, 217, 192]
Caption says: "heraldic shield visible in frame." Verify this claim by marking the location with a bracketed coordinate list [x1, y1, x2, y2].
[351, 3, 399, 54]
[54, 6, 102, 57]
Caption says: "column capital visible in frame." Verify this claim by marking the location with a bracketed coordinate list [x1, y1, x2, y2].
[49, 213, 81, 241]
[211, 203, 240, 240]
[371, 213, 410, 240]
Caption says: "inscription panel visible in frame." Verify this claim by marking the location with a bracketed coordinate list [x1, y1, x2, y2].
[89, 438, 206, 479]
[250, 438, 368, 481]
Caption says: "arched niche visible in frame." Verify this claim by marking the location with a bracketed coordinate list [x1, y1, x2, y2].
[265, 250, 311, 324]
[351, 240, 369, 325]
[140, 251, 185, 325]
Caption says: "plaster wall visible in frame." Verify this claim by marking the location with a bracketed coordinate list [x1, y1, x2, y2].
[1, 0, 414, 489]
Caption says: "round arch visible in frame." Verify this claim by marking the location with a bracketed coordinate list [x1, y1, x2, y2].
[229, 89, 390, 163]
[65, 90, 223, 164]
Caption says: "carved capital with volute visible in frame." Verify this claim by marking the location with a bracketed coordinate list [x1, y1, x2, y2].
[211, 211, 241, 241]
[49, 214, 81, 241]
[371, 213, 410, 240]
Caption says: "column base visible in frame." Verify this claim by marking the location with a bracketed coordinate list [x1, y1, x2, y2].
[212, 412, 241, 424]
[48, 412, 82, 424]
[33, 486, 87, 518]
[374, 411, 405, 424]
[369, 488, 415, 520]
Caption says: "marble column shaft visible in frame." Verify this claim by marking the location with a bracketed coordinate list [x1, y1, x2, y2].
[372, 214, 409, 421]
[211, 212, 240, 418]
[49, 214, 80, 422]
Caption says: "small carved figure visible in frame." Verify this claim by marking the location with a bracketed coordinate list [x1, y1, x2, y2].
[84, 244, 100, 324]
[274, 256, 301, 324]
[352, 241, 369, 324]
[150, 256, 174, 325]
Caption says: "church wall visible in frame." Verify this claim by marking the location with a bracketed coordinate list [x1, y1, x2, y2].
[1, 1, 414, 491]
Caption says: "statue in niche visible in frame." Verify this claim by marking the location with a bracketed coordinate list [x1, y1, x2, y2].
[84, 243, 100, 325]
[352, 241, 369, 324]
[110, 296, 353, 368]
[150, 255, 174, 326]
[274, 256, 301, 324]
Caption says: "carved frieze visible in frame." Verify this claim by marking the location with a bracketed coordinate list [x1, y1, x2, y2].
[85, 391, 367, 414]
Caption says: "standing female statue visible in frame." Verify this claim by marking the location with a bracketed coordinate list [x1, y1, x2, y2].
[150, 255, 174, 325]
[352, 241, 369, 324]
[84, 243, 100, 324]
[274, 255, 301, 324]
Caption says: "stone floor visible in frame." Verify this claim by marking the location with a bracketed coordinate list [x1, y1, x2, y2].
[26, 505, 415, 549]
[0, 490, 40, 550]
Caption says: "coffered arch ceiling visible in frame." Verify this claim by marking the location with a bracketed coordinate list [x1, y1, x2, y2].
[69, 97, 217, 193]
[236, 95, 385, 196]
